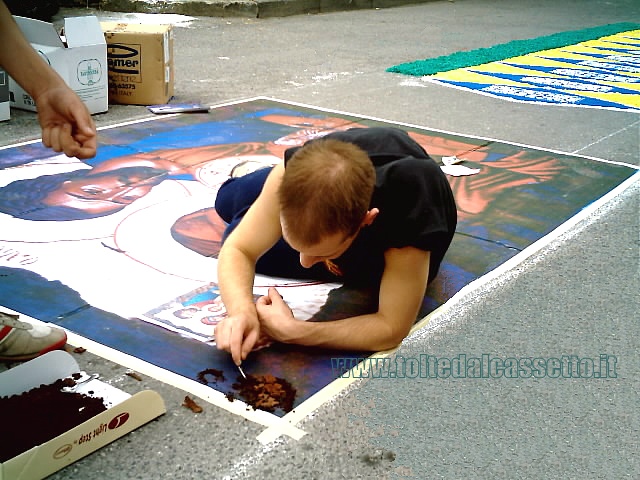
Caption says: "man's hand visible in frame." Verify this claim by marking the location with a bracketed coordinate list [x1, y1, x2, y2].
[35, 85, 97, 159]
[254, 247, 430, 352]
[216, 164, 285, 363]
[256, 287, 297, 343]
[215, 311, 260, 366]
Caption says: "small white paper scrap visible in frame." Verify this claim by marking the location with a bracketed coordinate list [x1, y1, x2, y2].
[440, 164, 481, 177]
[442, 155, 464, 166]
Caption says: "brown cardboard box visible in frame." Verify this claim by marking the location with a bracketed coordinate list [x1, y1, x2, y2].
[101, 22, 174, 105]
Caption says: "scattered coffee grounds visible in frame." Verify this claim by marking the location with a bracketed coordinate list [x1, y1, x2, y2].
[197, 368, 225, 385]
[125, 371, 143, 381]
[0, 376, 107, 462]
[182, 395, 203, 413]
[65, 345, 87, 354]
[230, 374, 296, 413]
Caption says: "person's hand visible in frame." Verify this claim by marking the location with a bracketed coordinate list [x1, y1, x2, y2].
[35, 85, 97, 159]
[215, 311, 260, 366]
[256, 287, 297, 343]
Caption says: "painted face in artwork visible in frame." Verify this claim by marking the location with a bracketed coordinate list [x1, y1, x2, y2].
[43, 166, 168, 214]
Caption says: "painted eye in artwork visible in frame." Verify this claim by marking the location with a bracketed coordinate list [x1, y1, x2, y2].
[80, 186, 107, 196]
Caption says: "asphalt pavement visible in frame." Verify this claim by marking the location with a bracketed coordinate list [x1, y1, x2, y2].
[1, 1, 639, 479]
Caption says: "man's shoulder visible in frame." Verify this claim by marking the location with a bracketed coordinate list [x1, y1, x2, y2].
[327, 126, 410, 143]
[335, 127, 431, 162]
[375, 155, 441, 181]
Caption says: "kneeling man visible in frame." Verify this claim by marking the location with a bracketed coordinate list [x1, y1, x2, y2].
[214, 127, 457, 365]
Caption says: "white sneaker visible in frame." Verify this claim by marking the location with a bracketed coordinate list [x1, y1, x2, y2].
[0, 312, 67, 362]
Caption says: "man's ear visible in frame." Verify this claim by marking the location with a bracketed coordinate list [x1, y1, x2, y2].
[361, 208, 379, 227]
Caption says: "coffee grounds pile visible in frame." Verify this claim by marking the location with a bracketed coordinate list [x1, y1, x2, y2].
[230, 374, 296, 413]
[0, 375, 107, 462]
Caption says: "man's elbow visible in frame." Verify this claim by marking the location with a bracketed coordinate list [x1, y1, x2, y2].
[371, 324, 412, 352]
[373, 338, 403, 352]
[218, 239, 255, 264]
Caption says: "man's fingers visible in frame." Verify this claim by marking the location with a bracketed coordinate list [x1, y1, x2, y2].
[46, 124, 63, 153]
[68, 101, 96, 134]
[59, 123, 84, 158]
[76, 114, 96, 138]
[215, 316, 259, 365]
[240, 328, 259, 363]
[72, 144, 97, 160]
[44, 123, 74, 156]
[68, 134, 98, 159]
[215, 321, 230, 351]
[72, 127, 98, 159]
[256, 295, 271, 306]
[268, 287, 285, 304]
[229, 323, 246, 365]
[41, 126, 52, 149]
[42, 121, 97, 159]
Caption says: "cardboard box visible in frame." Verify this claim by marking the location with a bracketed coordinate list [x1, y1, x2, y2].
[0, 68, 9, 121]
[0, 350, 165, 480]
[9, 15, 108, 115]
[101, 22, 174, 105]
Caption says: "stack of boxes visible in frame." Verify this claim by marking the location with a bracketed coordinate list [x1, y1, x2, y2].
[2, 15, 174, 122]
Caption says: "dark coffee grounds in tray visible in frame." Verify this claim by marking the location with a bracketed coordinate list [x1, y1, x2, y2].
[230, 374, 296, 413]
[0, 375, 107, 462]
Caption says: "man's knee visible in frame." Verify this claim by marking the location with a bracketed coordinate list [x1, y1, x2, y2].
[214, 177, 237, 223]
[214, 167, 272, 223]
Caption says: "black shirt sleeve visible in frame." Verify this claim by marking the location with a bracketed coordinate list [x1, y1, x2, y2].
[370, 156, 457, 283]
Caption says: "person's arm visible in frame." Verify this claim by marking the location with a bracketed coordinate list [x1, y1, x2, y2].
[0, 1, 96, 158]
[215, 163, 285, 364]
[256, 246, 430, 351]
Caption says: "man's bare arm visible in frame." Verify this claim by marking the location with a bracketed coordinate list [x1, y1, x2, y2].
[215, 163, 285, 364]
[0, 1, 97, 159]
[0, 2, 61, 103]
[257, 247, 430, 352]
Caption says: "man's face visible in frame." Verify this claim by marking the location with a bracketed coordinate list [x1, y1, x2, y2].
[281, 225, 357, 269]
[43, 167, 167, 215]
[280, 208, 378, 269]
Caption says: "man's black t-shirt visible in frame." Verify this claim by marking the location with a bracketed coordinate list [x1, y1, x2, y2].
[284, 127, 457, 285]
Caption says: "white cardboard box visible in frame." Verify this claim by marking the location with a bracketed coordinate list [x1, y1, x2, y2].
[0, 350, 166, 480]
[0, 68, 9, 121]
[9, 15, 108, 115]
